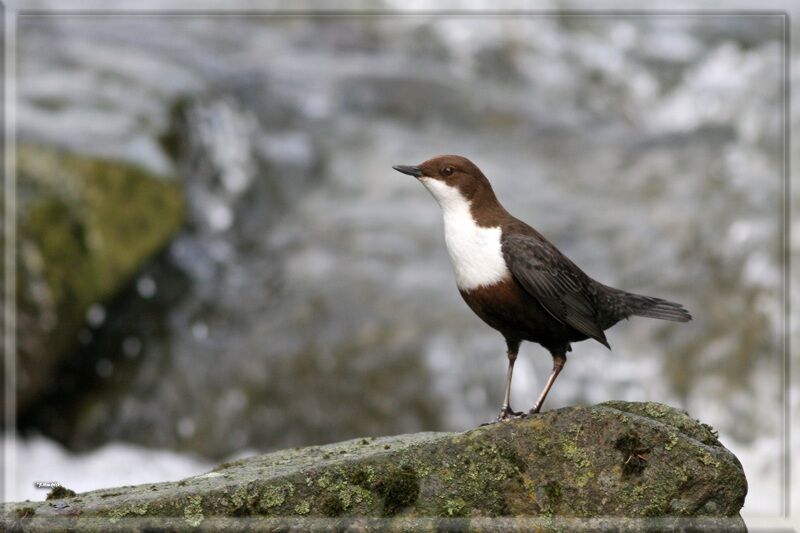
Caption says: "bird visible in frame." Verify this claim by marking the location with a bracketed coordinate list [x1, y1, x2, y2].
[393, 155, 691, 423]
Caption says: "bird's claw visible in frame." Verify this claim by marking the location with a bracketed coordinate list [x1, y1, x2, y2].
[497, 404, 525, 421]
[481, 405, 526, 426]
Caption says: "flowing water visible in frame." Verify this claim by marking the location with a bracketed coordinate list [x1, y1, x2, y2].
[11, 9, 797, 517]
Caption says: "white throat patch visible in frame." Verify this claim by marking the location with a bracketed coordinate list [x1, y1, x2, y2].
[419, 177, 509, 291]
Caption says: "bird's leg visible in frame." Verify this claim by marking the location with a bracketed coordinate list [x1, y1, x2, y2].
[495, 340, 524, 422]
[530, 351, 567, 414]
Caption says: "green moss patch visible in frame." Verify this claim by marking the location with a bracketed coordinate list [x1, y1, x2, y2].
[373, 464, 419, 516]
[46, 486, 77, 500]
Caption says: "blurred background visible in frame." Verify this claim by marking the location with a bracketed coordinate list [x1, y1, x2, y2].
[3, 4, 797, 522]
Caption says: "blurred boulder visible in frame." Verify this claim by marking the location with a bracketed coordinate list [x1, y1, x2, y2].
[3, 402, 747, 530]
[10, 144, 184, 417]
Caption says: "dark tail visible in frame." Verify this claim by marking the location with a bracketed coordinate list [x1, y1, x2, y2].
[625, 293, 692, 322]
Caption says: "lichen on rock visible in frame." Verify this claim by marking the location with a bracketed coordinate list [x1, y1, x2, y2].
[2, 402, 748, 531]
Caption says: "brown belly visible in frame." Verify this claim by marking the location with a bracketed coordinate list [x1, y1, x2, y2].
[459, 275, 587, 350]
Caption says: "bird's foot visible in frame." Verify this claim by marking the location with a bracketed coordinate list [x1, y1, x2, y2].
[528, 403, 544, 415]
[481, 405, 526, 426]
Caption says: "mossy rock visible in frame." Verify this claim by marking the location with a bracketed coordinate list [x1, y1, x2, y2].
[1, 402, 747, 531]
[11, 144, 184, 414]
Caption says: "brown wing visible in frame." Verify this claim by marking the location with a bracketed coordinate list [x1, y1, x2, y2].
[501, 234, 610, 348]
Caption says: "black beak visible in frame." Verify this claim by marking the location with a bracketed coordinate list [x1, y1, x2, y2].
[392, 165, 423, 178]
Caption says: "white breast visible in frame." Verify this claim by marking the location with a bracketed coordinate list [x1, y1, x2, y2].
[420, 177, 510, 291]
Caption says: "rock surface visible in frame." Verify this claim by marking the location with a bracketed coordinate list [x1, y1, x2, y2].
[11, 144, 184, 416]
[3, 402, 747, 531]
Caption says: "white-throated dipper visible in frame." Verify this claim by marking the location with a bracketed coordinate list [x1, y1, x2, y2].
[393, 155, 691, 423]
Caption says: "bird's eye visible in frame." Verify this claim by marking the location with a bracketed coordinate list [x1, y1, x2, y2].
[442, 167, 454, 176]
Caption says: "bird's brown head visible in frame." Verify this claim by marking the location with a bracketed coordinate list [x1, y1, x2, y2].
[392, 155, 496, 206]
